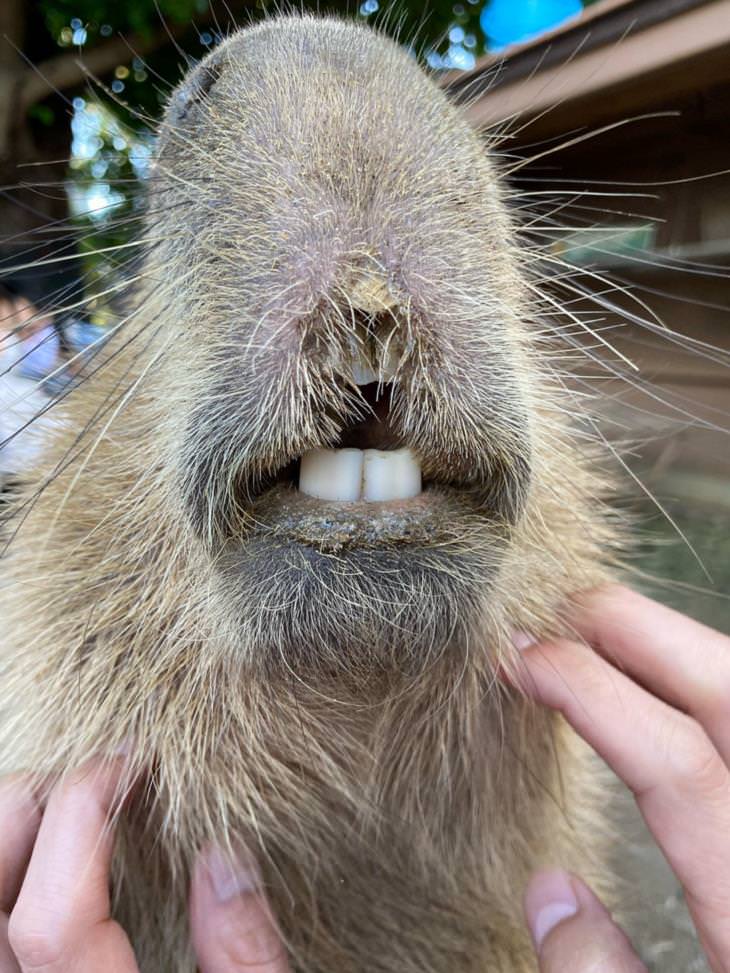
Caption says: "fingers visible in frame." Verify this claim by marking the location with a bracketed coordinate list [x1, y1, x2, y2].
[524, 869, 647, 973]
[569, 586, 730, 763]
[517, 630, 723, 796]
[2, 762, 292, 973]
[0, 777, 42, 913]
[0, 776, 40, 972]
[518, 629, 730, 968]
[6, 758, 138, 973]
[0, 914, 21, 973]
[190, 846, 292, 973]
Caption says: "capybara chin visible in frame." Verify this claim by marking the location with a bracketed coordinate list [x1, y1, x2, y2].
[0, 15, 619, 972]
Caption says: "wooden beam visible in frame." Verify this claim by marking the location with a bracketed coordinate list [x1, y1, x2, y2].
[449, 0, 730, 139]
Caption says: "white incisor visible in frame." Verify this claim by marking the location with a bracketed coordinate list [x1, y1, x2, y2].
[299, 447, 421, 502]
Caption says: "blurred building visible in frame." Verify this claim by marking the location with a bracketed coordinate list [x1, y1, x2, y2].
[448, 0, 730, 499]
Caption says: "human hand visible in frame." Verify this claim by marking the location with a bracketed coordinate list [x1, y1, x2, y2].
[0, 759, 291, 972]
[516, 585, 730, 973]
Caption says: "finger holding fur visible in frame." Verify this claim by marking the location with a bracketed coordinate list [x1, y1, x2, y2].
[524, 869, 647, 973]
[190, 845, 292, 973]
[568, 585, 730, 762]
[519, 636, 730, 965]
[8, 757, 133, 971]
[0, 775, 42, 913]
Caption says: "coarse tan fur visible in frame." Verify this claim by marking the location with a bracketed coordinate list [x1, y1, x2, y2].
[0, 16, 622, 973]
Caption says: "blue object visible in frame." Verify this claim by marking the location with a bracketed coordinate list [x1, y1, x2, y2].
[12, 325, 60, 381]
[65, 319, 108, 354]
[480, 0, 583, 51]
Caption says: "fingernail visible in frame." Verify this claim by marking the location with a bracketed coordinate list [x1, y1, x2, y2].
[525, 869, 578, 950]
[206, 846, 260, 903]
[512, 631, 537, 651]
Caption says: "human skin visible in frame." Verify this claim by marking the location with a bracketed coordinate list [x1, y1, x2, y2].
[1, 585, 729, 972]
[0, 297, 52, 341]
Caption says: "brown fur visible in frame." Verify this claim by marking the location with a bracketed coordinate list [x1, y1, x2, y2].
[1, 16, 620, 972]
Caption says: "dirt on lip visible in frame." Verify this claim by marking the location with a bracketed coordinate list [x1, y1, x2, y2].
[246, 483, 500, 553]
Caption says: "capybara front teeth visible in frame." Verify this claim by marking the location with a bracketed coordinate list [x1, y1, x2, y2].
[298, 446, 421, 502]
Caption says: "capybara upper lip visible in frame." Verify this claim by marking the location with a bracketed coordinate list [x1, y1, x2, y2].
[236, 379, 421, 507]
[237, 380, 458, 511]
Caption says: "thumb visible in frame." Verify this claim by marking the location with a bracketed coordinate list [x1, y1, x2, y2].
[190, 844, 291, 973]
[524, 869, 647, 973]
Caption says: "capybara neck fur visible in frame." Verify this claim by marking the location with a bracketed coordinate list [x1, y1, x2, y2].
[1, 16, 617, 973]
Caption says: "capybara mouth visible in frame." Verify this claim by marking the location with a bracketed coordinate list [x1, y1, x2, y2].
[181, 301, 533, 553]
[244, 376, 509, 551]
[153, 18, 540, 668]
[233, 372, 527, 552]
[195, 301, 529, 667]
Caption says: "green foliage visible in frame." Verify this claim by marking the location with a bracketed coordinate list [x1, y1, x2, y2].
[27, 104, 57, 126]
[67, 101, 152, 311]
[40, 0, 214, 42]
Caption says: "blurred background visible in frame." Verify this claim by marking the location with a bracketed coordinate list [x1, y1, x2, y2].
[0, 1, 728, 968]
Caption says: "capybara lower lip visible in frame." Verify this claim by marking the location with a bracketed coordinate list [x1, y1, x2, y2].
[245, 483, 502, 551]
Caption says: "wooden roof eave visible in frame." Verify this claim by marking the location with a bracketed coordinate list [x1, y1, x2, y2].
[444, 0, 730, 140]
